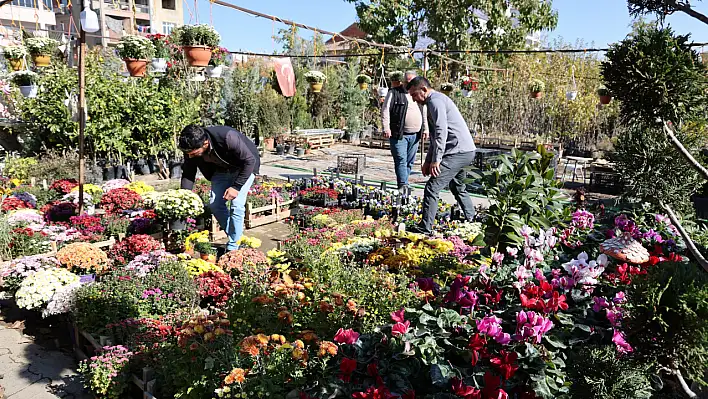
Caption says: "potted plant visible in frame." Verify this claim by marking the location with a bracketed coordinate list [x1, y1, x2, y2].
[25, 37, 58, 67]
[296, 147, 305, 157]
[389, 70, 404, 83]
[116, 35, 155, 77]
[194, 240, 216, 261]
[4, 45, 28, 71]
[304, 70, 326, 92]
[460, 75, 478, 97]
[440, 82, 454, 95]
[356, 74, 371, 90]
[207, 47, 229, 78]
[10, 71, 38, 98]
[147, 189, 204, 230]
[171, 24, 220, 67]
[597, 86, 612, 105]
[304, 142, 311, 155]
[529, 79, 545, 99]
[147, 33, 170, 73]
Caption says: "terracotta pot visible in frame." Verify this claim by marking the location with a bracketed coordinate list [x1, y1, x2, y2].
[8, 58, 24, 71]
[309, 82, 323, 93]
[184, 45, 212, 67]
[263, 138, 275, 150]
[124, 58, 148, 77]
[200, 253, 210, 261]
[32, 54, 51, 67]
[305, 148, 311, 155]
[599, 95, 612, 105]
[530, 91, 544, 99]
[358, 82, 369, 90]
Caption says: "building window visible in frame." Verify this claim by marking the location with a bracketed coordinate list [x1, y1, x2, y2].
[162, 22, 175, 35]
[162, 0, 175, 10]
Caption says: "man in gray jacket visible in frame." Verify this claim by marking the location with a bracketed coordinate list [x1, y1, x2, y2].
[406, 76, 477, 235]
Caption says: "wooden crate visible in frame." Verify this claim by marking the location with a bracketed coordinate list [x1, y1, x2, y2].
[205, 199, 297, 235]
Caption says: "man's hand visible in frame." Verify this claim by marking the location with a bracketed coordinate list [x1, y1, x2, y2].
[422, 131, 429, 140]
[223, 187, 239, 201]
[383, 130, 392, 138]
[430, 162, 441, 177]
[422, 161, 431, 176]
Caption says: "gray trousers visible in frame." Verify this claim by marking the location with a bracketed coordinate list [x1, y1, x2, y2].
[419, 151, 476, 233]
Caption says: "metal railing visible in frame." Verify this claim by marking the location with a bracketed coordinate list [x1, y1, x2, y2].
[102, 0, 149, 14]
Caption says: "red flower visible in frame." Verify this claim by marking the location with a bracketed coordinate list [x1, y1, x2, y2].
[401, 390, 415, 399]
[451, 377, 481, 399]
[391, 320, 410, 336]
[481, 373, 508, 399]
[352, 386, 397, 399]
[1, 197, 31, 212]
[468, 333, 488, 366]
[390, 308, 405, 323]
[489, 351, 519, 380]
[196, 271, 234, 306]
[109, 234, 163, 265]
[542, 291, 569, 313]
[100, 188, 142, 214]
[334, 328, 360, 345]
[49, 179, 79, 194]
[339, 358, 357, 382]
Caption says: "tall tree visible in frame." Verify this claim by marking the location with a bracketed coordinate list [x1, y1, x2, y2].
[627, 0, 708, 25]
[344, 0, 558, 52]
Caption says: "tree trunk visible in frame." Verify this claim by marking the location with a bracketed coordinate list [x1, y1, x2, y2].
[662, 202, 708, 273]
[663, 121, 708, 181]
[669, 0, 708, 25]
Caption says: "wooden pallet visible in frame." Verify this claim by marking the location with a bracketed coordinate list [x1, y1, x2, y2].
[245, 198, 298, 229]
[304, 134, 336, 150]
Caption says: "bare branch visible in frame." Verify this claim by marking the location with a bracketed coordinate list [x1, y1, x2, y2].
[667, 0, 708, 25]
[661, 202, 708, 273]
[672, 363, 698, 398]
[663, 121, 708, 181]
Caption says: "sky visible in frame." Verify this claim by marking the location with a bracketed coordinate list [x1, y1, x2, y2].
[186, 0, 708, 53]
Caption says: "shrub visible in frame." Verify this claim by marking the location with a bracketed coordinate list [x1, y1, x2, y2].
[3, 156, 38, 181]
[29, 151, 102, 184]
[56, 242, 110, 274]
[25, 37, 59, 56]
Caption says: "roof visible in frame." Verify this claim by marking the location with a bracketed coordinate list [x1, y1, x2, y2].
[325, 23, 366, 44]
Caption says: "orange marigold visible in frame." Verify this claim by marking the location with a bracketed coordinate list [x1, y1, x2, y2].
[318, 341, 338, 357]
[224, 368, 246, 385]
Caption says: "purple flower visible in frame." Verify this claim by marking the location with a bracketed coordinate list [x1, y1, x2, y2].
[491, 251, 505, 265]
[571, 209, 595, 229]
[592, 296, 610, 312]
[612, 329, 633, 353]
[416, 278, 440, 295]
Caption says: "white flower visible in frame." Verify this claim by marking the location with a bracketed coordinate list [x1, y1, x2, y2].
[16, 268, 80, 311]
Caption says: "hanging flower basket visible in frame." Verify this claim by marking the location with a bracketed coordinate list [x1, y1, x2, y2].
[377, 87, 388, 97]
[151, 58, 167, 73]
[529, 79, 545, 99]
[597, 86, 612, 105]
[26, 37, 58, 67]
[124, 59, 148, 77]
[440, 83, 454, 96]
[4, 45, 27, 71]
[356, 74, 371, 90]
[172, 25, 220, 67]
[32, 55, 51, 67]
[305, 71, 326, 93]
[566, 91, 578, 101]
[359, 82, 369, 90]
[8, 59, 24, 71]
[10, 71, 38, 98]
[184, 46, 212, 67]
[19, 85, 38, 98]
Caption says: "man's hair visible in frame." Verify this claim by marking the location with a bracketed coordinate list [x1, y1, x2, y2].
[404, 70, 417, 80]
[178, 125, 208, 151]
[407, 76, 432, 90]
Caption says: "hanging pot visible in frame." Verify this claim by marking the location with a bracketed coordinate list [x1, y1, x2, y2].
[377, 87, 388, 97]
[530, 91, 543, 99]
[8, 58, 24, 71]
[566, 91, 578, 101]
[167, 219, 187, 231]
[599, 95, 612, 105]
[19, 85, 38, 98]
[358, 82, 369, 90]
[296, 148, 305, 157]
[184, 45, 212, 67]
[124, 58, 148, 77]
[32, 54, 51, 67]
[206, 65, 223, 78]
[169, 161, 183, 179]
[151, 58, 167, 73]
[309, 82, 323, 93]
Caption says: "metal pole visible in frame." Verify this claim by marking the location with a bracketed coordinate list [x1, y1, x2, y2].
[77, 2, 87, 214]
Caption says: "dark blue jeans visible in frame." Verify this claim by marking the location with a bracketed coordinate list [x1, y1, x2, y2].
[390, 134, 420, 188]
[419, 151, 476, 233]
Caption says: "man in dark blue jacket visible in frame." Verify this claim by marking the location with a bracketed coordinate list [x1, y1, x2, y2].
[178, 125, 260, 251]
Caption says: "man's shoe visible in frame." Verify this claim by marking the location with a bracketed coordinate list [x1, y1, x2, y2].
[407, 225, 431, 236]
[215, 246, 227, 261]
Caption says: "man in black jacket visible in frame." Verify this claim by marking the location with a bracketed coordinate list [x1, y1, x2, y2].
[178, 125, 260, 251]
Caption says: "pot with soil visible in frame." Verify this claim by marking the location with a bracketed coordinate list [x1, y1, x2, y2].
[169, 160, 183, 179]
[134, 159, 150, 175]
[276, 145, 284, 155]
[296, 147, 305, 157]
[263, 138, 275, 151]
[102, 164, 116, 181]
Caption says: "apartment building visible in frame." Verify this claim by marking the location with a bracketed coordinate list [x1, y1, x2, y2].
[0, 0, 57, 45]
[54, 0, 182, 46]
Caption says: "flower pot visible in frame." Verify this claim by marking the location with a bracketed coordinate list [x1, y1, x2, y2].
[147, 157, 158, 174]
[19, 85, 38, 98]
[263, 138, 275, 151]
[377, 87, 388, 97]
[32, 54, 51, 67]
[168, 219, 188, 231]
[287, 144, 295, 155]
[184, 45, 212, 67]
[206, 65, 223, 78]
[462, 89, 472, 98]
[169, 161, 182, 179]
[124, 58, 148, 77]
[151, 58, 167, 73]
[276, 145, 284, 155]
[200, 253, 210, 261]
[8, 58, 24, 71]
[296, 148, 305, 157]
[530, 91, 543, 99]
[114, 165, 128, 180]
[566, 91, 578, 101]
[102, 166, 116, 181]
[309, 82, 323, 93]
[599, 95, 612, 105]
[358, 82, 369, 90]
[305, 148, 311, 155]
[134, 159, 150, 175]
